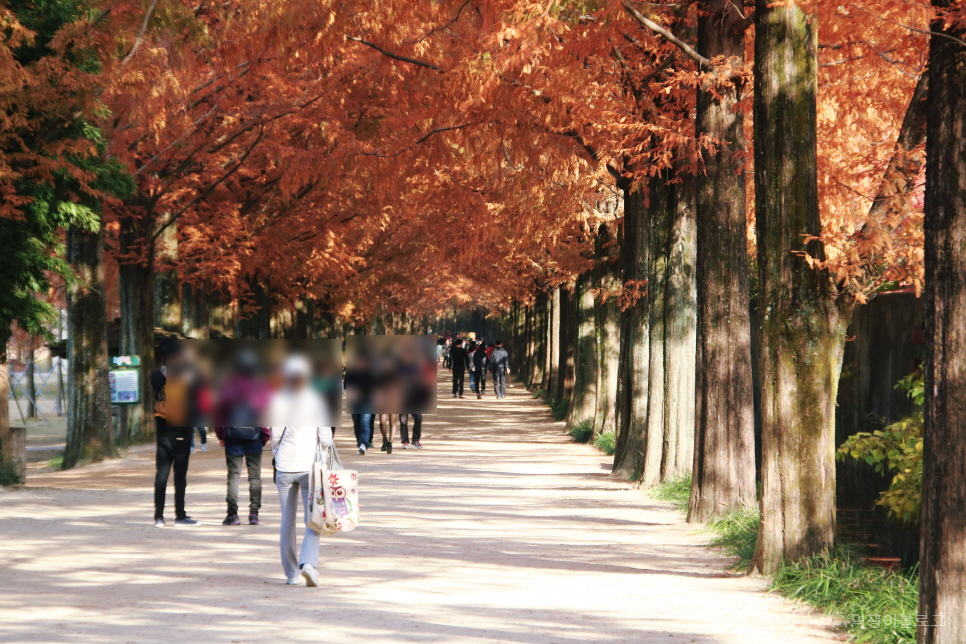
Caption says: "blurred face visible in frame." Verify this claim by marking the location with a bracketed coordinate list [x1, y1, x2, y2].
[287, 374, 308, 391]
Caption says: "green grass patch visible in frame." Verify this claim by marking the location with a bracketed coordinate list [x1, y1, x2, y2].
[651, 473, 692, 511]
[47, 453, 64, 470]
[773, 550, 918, 644]
[651, 477, 917, 644]
[568, 419, 594, 443]
[594, 429, 616, 455]
[707, 507, 760, 569]
[531, 388, 543, 399]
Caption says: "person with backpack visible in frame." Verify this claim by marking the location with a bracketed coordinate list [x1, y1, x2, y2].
[214, 350, 271, 526]
[150, 338, 205, 528]
[489, 339, 510, 399]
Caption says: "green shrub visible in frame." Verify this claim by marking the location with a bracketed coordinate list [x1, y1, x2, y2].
[838, 370, 923, 522]
[548, 398, 570, 421]
[594, 429, 616, 455]
[568, 419, 594, 443]
[651, 473, 692, 511]
[0, 461, 22, 486]
[531, 388, 543, 399]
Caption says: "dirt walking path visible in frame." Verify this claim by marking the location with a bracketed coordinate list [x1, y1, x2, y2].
[0, 377, 837, 644]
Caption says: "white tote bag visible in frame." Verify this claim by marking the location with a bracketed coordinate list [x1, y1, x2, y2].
[309, 439, 359, 535]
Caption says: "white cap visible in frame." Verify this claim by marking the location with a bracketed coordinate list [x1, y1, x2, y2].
[281, 354, 312, 380]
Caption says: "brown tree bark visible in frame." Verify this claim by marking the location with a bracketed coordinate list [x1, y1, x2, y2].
[749, 0, 852, 574]
[543, 287, 560, 398]
[614, 188, 650, 479]
[64, 223, 116, 469]
[181, 279, 210, 339]
[557, 286, 575, 403]
[567, 270, 598, 429]
[153, 212, 181, 333]
[532, 292, 548, 390]
[689, 0, 757, 523]
[594, 221, 622, 440]
[118, 207, 156, 444]
[660, 173, 697, 481]
[918, 6, 966, 642]
[0, 338, 10, 439]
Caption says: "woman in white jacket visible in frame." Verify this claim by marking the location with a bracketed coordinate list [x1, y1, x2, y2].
[270, 354, 334, 587]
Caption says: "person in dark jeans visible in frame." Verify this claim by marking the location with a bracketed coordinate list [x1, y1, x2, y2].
[151, 339, 202, 528]
[489, 339, 510, 399]
[450, 339, 470, 399]
[214, 349, 271, 526]
[400, 413, 423, 449]
[351, 413, 375, 455]
[219, 434, 268, 525]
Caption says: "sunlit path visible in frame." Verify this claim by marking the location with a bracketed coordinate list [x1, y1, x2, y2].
[0, 377, 836, 644]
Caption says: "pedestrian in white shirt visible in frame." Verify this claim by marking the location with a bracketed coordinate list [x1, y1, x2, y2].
[269, 354, 334, 587]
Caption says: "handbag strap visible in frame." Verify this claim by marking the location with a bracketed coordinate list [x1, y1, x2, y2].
[271, 427, 288, 458]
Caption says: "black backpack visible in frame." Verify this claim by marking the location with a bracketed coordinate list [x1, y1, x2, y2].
[225, 401, 261, 441]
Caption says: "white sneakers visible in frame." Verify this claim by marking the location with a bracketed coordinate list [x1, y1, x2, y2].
[301, 564, 319, 587]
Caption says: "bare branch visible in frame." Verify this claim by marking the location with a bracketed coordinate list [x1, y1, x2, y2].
[347, 36, 445, 72]
[120, 0, 160, 65]
[621, 0, 712, 70]
[152, 127, 266, 241]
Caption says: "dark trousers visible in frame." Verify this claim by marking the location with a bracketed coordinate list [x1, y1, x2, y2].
[400, 414, 422, 444]
[155, 426, 191, 520]
[227, 451, 262, 516]
[492, 370, 507, 398]
[475, 367, 486, 396]
[352, 413, 374, 447]
[452, 370, 465, 397]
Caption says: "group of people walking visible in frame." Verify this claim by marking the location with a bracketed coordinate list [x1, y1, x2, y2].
[349, 412, 423, 455]
[150, 332, 507, 586]
[150, 342, 343, 587]
[441, 336, 510, 400]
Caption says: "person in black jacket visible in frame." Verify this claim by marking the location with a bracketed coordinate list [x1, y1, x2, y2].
[489, 340, 510, 399]
[449, 338, 471, 399]
[472, 342, 488, 399]
[151, 339, 202, 528]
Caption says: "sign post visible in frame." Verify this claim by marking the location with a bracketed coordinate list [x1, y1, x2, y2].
[109, 355, 141, 404]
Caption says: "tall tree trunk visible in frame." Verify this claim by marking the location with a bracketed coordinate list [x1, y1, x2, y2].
[181, 280, 209, 339]
[689, 0, 756, 522]
[661, 173, 697, 481]
[641, 175, 672, 486]
[567, 270, 598, 429]
[561, 286, 577, 402]
[64, 223, 115, 469]
[749, 0, 851, 574]
[918, 8, 966, 642]
[153, 213, 181, 333]
[118, 208, 156, 445]
[614, 188, 650, 478]
[532, 292, 548, 389]
[543, 287, 560, 398]
[0, 333, 11, 438]
[24, 347, 36, 418]
[594, 221, 622, 439]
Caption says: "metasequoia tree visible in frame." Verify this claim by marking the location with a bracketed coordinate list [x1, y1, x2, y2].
[918, 1, 966, 641]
